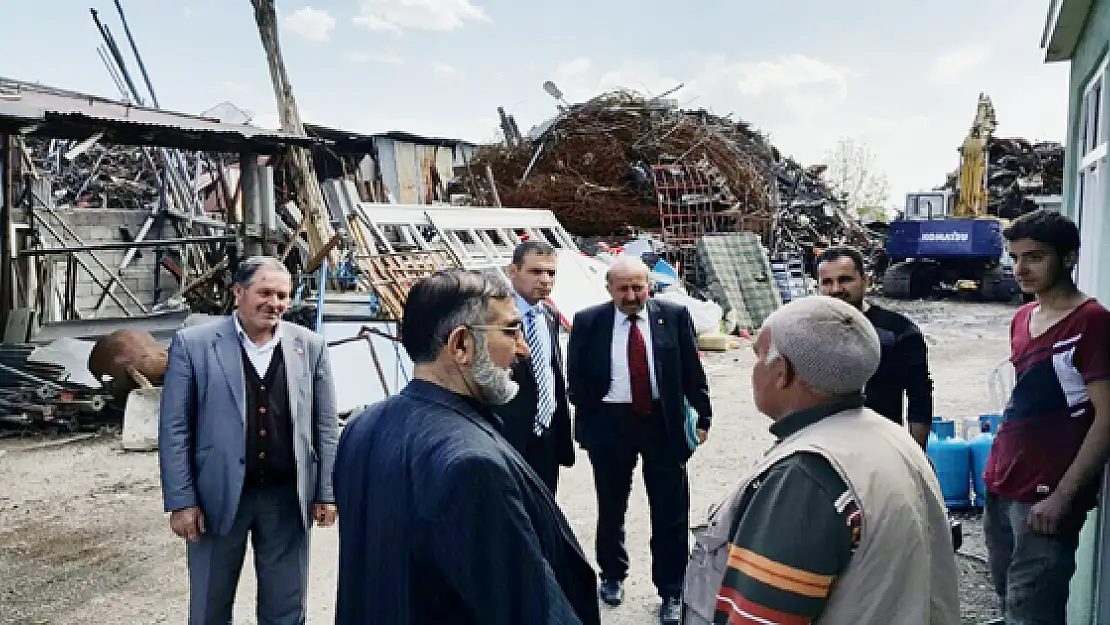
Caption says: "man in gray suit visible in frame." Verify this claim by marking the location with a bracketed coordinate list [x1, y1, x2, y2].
[159, 255, 339, 624]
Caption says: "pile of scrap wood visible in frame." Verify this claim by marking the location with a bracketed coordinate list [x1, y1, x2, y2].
[464, 89, 872, 253]
[942, 137, 1064, 219]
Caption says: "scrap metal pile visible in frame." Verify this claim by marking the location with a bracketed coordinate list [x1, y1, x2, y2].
[0, 342, 114, 431]
[771, 160, 876, 252]
[20, 137, 162, 209]
[466, 89, 870, 250]
[942, 137, 1064, 219]
[17, 136, 238, 211]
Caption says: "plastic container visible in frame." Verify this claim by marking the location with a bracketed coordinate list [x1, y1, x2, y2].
[927, 419, 973, 509]
[928, 416, 943, 445]
[969, 414, 1002, 507]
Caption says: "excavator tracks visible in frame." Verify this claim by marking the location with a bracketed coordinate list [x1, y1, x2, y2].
[881, 262, 916, 298]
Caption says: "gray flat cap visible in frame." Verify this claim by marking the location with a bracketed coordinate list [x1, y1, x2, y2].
[761, 295, 881, 395]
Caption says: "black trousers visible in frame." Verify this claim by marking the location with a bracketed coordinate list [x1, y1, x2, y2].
[587, 402, 688, 599]
[524, 427, 561, 496]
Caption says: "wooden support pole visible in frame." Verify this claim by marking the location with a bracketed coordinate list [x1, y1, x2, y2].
[250, 0, 339, 269]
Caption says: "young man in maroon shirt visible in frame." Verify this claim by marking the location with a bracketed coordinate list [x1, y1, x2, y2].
[983, 210, 1110, 624]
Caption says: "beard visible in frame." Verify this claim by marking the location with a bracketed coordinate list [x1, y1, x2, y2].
[470, 333, 519, 406]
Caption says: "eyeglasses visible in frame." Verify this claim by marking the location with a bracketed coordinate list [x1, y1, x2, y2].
[465, 323, 524, 339]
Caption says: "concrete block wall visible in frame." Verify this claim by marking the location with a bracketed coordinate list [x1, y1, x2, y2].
[35, 208, 179, 320]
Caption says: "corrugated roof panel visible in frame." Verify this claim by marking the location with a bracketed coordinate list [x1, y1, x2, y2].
[0, 76, 314, 148]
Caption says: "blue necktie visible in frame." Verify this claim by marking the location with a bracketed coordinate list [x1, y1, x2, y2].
[525, 307, 555, 435]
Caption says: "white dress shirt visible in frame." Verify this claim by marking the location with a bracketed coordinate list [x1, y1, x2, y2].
[234, 313, 282, 374]
[603, 305, 660, 403]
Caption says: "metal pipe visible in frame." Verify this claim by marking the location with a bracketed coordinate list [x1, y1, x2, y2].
[112, 0, 160, 108]
[29, 217, 137, 315]
[0, 362, 63, 389]
[97, 45, 130, 101]
[1, 135, 13, 321]
[89, 9, 143, 105]
[19, 235, 234, 256]
[314, 259, 327, 332]
[30, 202, 148, 311]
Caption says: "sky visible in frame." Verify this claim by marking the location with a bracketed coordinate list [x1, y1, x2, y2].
[0, 0, 1072, 211]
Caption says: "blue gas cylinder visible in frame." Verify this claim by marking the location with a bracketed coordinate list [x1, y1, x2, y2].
[928, 416, 943, 445]
[969, 414, 1002, 507]
[927, 420, 973, 508]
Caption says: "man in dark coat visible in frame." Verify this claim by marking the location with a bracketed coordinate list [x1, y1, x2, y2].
[567, 255, 713, 625]
[333, 269, 601, 625]
[496, 240, 575, 495]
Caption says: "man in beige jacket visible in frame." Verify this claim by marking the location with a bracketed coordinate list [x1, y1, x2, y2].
[682, 295, 960, 624]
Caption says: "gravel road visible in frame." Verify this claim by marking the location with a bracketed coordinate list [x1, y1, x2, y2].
[0, 297, 1014, 624]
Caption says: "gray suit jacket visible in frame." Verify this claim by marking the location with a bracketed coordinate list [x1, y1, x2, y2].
[158, 315, 339, 536]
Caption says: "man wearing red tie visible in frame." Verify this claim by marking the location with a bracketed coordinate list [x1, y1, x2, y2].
[567, 255, 713, 625]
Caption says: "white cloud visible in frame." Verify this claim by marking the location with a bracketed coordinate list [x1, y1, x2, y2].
[928, 45, 992, 84]
[548, 58, 681, 104]
[432, 62, 463, 79]
[857, 115, 930, 136]
[282, 6, 337, 42]
[550, 54, 853, 120]
[352, 0, 491, 35]
[690, 54, 854, 118]
[556, 57, 592, 80]
[345, 51, 405, 66]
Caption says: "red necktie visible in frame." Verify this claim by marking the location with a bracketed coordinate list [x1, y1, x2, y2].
[628, 315, 652, 416]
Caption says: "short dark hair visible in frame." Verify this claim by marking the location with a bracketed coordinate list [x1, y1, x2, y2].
[233, 255, 290, 288]
[511, 240, 556, 266]
[1002, 209, 1080, 259]
[816, 246, 866, 277]
[401, 269, 512, 363]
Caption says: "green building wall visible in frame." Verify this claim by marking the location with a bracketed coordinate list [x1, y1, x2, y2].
[1058, 1, 1110, 622]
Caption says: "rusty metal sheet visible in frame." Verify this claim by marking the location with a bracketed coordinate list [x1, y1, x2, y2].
[393, 141, 421, 204]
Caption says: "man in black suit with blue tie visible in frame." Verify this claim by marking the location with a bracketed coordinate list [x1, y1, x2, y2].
[496, 240, 575, 495]
[567, 255, 713, 625]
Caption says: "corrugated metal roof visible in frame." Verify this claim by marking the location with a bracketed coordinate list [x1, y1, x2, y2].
[0, 77, 316, 152]
[304, 123, 478, 151]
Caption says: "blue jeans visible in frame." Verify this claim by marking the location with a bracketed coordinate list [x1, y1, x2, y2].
[983, 493, 1082, 625]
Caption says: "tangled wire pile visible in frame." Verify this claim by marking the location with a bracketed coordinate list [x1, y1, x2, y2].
[468, 90, 783, 236]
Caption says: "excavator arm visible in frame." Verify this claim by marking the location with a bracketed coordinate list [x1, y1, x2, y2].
[953, 93, 997, 218]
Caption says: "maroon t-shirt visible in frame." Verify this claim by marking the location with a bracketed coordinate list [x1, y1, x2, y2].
[984, 298, 1110, 510]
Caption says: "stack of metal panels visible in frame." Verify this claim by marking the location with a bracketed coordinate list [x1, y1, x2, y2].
[697, 233, 783, 331]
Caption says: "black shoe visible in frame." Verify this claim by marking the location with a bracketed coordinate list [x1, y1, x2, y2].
[599, 579, 623, 606]
[660, 596, 681, 624]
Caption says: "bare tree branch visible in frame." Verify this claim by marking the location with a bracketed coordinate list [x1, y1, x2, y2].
[821, 137, 891, 219]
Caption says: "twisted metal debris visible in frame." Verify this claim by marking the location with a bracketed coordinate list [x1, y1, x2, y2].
[466, 89, 872, 253]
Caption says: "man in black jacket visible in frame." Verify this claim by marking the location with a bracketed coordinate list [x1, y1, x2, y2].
[496, 241, 575, 495]
[333, 270, 600, 624]
[568, 255, 712, 625]
[817, 245, 934, 449]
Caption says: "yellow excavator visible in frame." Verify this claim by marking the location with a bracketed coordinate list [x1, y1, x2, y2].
[882, 93, 1020, 301]
[954, 93, 996, 218]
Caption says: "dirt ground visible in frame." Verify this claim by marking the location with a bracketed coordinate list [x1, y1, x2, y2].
[0, 297, 1014, 624]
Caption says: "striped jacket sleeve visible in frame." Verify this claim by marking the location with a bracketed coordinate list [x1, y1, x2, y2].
[713, 452, 859, 625]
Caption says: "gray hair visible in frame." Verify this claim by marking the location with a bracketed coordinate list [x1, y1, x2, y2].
[759, 295, 880, 396]
[402, 269, 513, 363]
[233, 256, 291, 288]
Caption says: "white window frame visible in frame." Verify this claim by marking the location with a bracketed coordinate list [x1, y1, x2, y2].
[1075, 54, 1107, 293]
[1087, 51, 1110, 625]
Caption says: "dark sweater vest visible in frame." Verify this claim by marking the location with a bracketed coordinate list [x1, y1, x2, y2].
[241, 342, 296, 487]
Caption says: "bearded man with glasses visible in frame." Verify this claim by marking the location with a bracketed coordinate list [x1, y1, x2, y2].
[332, 269, 601, 625]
